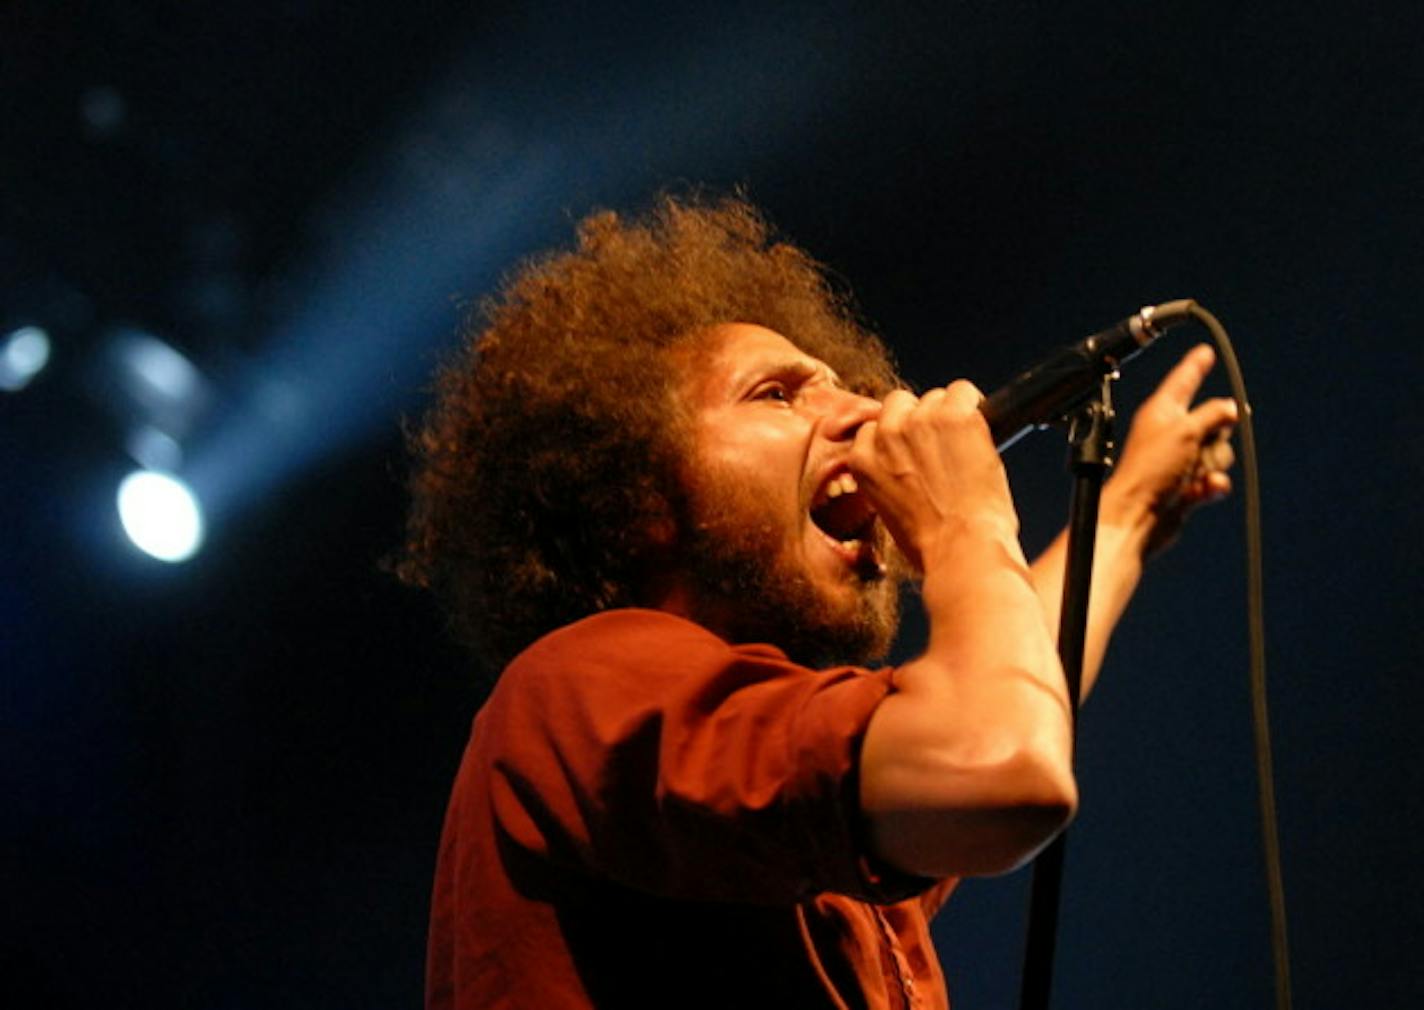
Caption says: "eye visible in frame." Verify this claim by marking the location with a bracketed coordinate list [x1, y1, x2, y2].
[751, 381, 793, 404]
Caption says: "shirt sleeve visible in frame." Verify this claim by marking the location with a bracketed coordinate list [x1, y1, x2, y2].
[478, 609, 935, 905]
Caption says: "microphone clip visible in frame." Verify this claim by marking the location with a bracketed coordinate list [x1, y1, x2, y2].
[1065, 374, 1117, 473]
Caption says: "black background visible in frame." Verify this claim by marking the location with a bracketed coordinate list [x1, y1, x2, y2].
[4, 2, 1421, 1007]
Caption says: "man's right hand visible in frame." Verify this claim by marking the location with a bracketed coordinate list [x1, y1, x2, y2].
[848, 381, 1023, 576]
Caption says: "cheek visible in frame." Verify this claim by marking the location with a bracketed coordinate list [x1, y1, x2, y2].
[686, 408, 812, 526]
[685, 455, 803, 545]
[714, 446, 803, 520]
[697, 417, 804, 479]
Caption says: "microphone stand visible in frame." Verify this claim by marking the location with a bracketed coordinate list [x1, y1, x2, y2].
[1018, 375, 1117, 1010]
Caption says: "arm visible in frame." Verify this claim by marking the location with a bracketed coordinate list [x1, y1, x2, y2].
[851, 382, 1078, 879]
[1028, 344, 1238, 698]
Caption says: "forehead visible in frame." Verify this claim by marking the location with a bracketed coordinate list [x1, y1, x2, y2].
[678, 323, 840, 403]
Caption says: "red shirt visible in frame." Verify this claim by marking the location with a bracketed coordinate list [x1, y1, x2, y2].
[427, 609, 956, 1009]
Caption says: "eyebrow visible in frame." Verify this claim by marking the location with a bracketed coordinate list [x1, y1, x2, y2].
[749, 358, 846, 390]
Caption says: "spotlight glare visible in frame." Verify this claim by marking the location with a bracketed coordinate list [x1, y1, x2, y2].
[125, 425, 184, 471]
[116, 470, 205, 563]
[1, 325, 52, 391]
[117, 331, 202, 403]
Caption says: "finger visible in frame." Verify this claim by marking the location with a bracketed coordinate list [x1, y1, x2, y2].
[1179, 468, 1232, 508]
[1191, 470, 1233, 503]
[876, 388, 919, 433]
[854, 390, 921, 479]
[917, 387, 948, 412]
[1187, 396, 1239, 439]
[1150, 343, 1216, 409]
[1201, 436, 1235, 473]
[943, 379, 986, 415]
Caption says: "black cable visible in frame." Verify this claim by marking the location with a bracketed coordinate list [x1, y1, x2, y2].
[1186, 303, 1292, 1010]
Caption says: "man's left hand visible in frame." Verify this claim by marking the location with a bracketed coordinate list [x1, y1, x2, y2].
[1105, 343, 1239, 558]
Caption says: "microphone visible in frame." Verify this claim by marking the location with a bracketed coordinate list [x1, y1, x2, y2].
[981, 299, 1198, 450]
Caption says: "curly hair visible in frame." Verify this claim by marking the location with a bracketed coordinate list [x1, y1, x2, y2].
[395, 193, 901, 673]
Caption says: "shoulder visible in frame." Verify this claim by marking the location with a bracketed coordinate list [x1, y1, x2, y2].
[493, 609, 890, 717]
[486, 610, 734, 713]
[505, 608, 805, 684]
[521, 608, 735, 661]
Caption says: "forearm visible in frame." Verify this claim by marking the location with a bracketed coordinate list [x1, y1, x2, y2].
[1028, 482, 1153, 700]
[861, 525, 1077, 877]
[1026, 342, 1239, 698]
[849, 382, 1085, 878]
[857, 347, 1235, 878]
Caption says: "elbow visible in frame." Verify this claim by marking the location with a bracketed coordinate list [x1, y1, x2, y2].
[937, 751, 1078, 877]
[992, 748, 1079, 861]
[862, 747, 1079, 879]
[967, 778, 1078, 876]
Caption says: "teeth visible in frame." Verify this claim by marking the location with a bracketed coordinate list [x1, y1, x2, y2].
[824, 473, 858, 500]
[841, 538, 861, 552]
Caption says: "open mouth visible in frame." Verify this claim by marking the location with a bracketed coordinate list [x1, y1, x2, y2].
[809, 471, 879, 553]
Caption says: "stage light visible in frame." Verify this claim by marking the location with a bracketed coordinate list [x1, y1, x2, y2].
[125, 425, 184, 472]
[116, 470, 205, 563]
[94, 329, 214, 460]
[0, 325, 52, 391]
[113, 329, 205, 408]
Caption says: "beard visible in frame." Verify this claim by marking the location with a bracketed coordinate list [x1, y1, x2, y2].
[674, 474, 902, 668]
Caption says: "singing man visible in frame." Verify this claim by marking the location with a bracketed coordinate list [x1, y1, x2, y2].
[396, 195, 1236, 1009]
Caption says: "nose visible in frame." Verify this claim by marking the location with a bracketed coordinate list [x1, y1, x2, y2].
[809, 386, 882, 441]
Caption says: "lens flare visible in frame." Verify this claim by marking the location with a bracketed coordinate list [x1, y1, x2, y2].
[116, 470, 205, 563]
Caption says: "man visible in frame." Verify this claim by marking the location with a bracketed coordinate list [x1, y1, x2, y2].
[397, 195, 1236, 1008]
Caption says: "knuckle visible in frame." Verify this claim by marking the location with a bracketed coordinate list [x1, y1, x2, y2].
[944, 379, 984, 409]
[877, 409, 906, 439]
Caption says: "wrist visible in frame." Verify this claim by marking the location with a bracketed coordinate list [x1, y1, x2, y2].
[1098, 479, 1158, 557]
[917, 513, 1025, 575]
[1080, 485, 1152, 616]
[919, 528, 1042, 649]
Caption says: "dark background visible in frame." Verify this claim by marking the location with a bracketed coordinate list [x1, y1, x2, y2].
[4, 2, 1421, 1007]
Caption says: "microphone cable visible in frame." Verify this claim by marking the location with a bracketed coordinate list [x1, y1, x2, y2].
[1185, 302, 1292, 1010]
[1002, 301, 1292, 1010]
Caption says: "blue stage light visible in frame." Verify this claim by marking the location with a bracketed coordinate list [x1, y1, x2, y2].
[1, 325, 52, 391]
[116, 470, 205, 563]
[112, 329, 206, 412]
